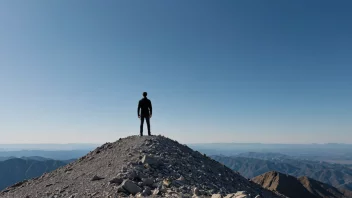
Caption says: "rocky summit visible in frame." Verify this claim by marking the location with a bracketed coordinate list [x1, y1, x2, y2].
[0, 135, 284, 198]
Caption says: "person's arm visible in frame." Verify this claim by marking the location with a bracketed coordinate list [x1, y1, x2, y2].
[149, 100, 153, 116]
[137, 101, 141, 117]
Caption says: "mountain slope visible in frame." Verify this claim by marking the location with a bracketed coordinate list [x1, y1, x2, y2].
[0, 158, 67, 191]
[298, 176, 352, 198]
[212, 155, 352, 191]
[0, 156, 15, 161]
[253, 171, 352, 198]
[212, 156, 300, 178]
[1, 136, 283, 198]
[252, 171, 313, 198]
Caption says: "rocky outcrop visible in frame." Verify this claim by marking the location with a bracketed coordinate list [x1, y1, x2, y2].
[0, 135, 283, 197]
[253, 171, 352, 198]
[298, 176, 352, 198]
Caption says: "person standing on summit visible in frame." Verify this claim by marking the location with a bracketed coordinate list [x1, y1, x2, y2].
[138, 92, 152, 136]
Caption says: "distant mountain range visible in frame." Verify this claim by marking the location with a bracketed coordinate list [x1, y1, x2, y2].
[0, 156, 75, 163]
[252, 171, 352, 198]
[0, 150, 90, 161]
[212, 153, 352, 191]
[189, 144, 352, 163]
[0, 157, 70, 190]
[212, 152, 352, 190]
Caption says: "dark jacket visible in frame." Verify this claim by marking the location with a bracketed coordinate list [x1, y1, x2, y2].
[138, 97, 152, 116]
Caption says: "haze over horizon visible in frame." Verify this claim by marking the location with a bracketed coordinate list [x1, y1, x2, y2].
[1, 141, 352, 148]
[1, 1, 351, 144]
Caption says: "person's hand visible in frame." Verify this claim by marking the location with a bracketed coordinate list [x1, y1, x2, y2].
[150, 114, 152, 118]
[138, 115, 141, 119]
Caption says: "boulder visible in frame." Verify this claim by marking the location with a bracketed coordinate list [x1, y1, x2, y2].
[126, 170, 138, 180]
[142, 178, 154, 187]
[120, 179, 142, 195]
[141, 155, 159, 166]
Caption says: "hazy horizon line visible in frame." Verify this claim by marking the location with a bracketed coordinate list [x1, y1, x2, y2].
[1, 142, 351, 145]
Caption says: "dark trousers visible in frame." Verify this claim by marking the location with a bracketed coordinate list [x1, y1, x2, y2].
[140, 115, 151, 136]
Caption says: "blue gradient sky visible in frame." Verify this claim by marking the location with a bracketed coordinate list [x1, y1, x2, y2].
[0, 1, 351, 144]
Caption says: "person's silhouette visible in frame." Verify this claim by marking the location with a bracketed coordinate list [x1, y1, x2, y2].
[138, 92, 152, 136]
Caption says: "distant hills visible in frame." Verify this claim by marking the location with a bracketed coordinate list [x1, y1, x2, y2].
[212, 153, 352, 191]
[0, 158, 69, 190]
[0, 149, 91, 191]
[253, 171, 352, 198]
[189, 143, 352, 157]
[0, 150, 90, 161]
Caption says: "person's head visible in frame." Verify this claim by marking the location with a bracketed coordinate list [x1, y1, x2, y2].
[143, 92, 147, 98]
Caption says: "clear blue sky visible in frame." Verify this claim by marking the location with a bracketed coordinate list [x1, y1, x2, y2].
[0, 1, 351, 144]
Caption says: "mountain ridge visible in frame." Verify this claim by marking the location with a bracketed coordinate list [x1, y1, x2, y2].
[212, 155, 352, 191]
[252, 171, 352, 198]
[0, 158, 67, 191]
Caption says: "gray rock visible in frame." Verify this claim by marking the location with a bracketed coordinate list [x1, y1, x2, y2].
[120, 179, 142, 195]
[211, 194, 223, 198]
[153, 188, 160, 195]
[116, 185, 126, 193]
[109, 177, 123, 185]
[234, 191, 249, 198]
[172, 180, 183, 187]
[68, 194, 77, 198]
[224, 191, 249, 198]
[142, 186, 152, 196]
[142, 178, 154, 187]
[224, 194, 236, 198]
[160, 185, 167, 193]
[193, 187, 200, 196]
[178, 176, 185, 181]
[91, 175, 104, 181]
[127, 170, 137, 180]
[163, 178, 172, 187]
[141, 155, 159, 166]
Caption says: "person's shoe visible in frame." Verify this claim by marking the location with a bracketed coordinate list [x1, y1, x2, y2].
[148, 133, 151, 136]
[140, 134, 143, 136]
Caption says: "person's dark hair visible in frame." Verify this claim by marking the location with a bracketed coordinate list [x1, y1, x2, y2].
[143, 92, 147, 97]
